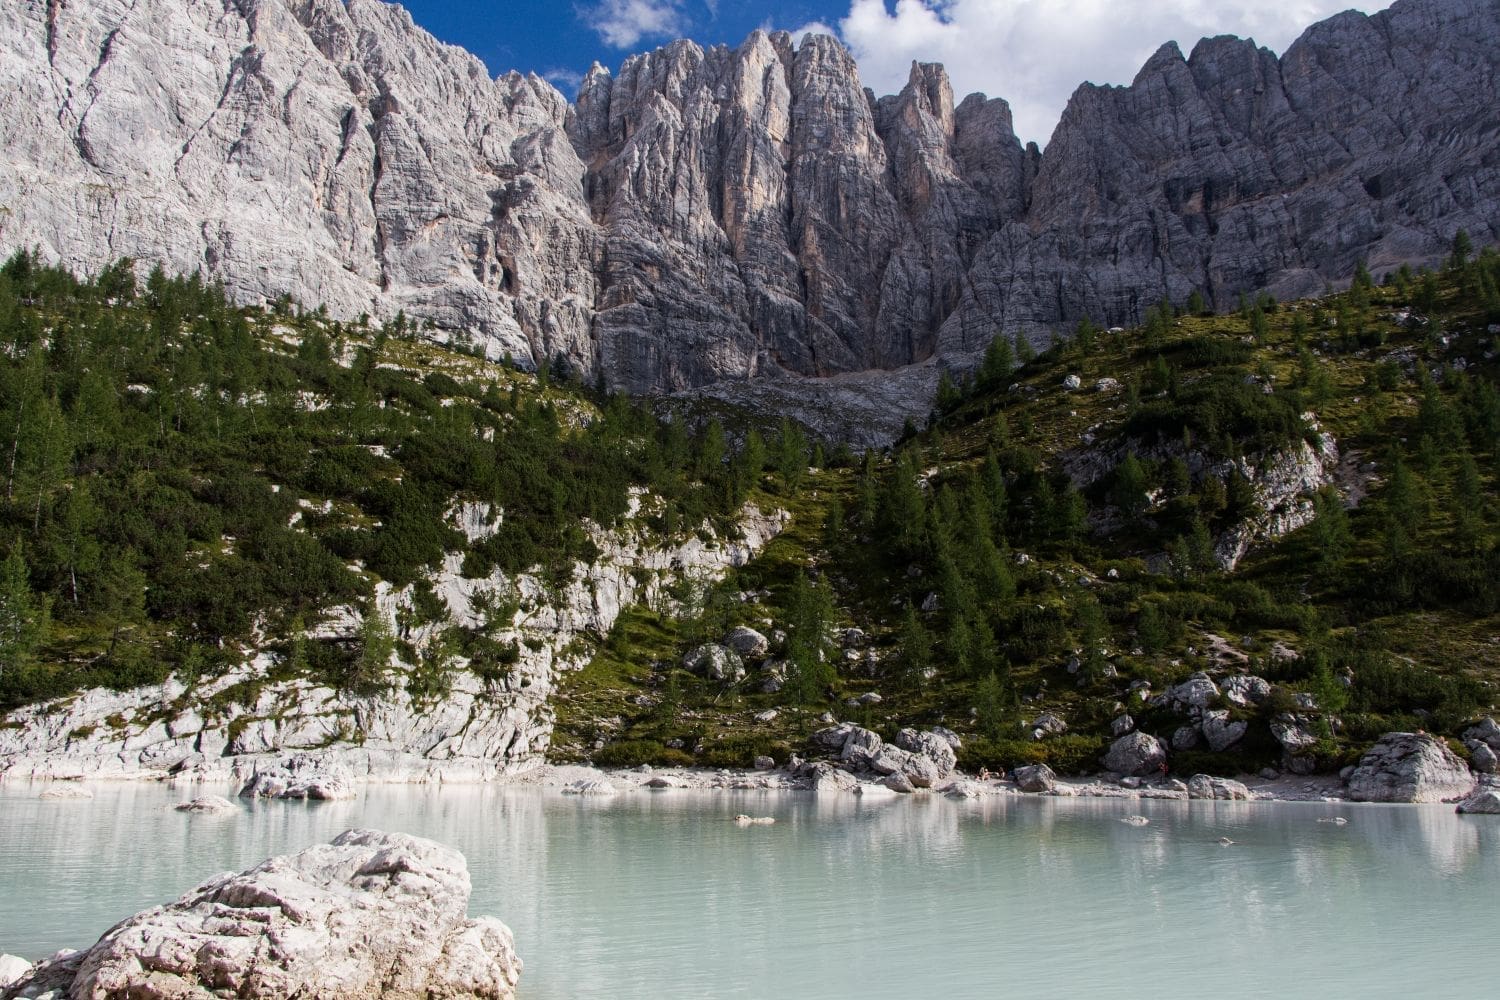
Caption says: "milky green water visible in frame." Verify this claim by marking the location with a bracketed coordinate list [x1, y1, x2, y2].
[0, 782, 1492, 998]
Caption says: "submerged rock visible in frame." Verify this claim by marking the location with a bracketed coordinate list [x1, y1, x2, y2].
[561, 778, 618, 796]
[173, 796, 237, 815]
[1346, 733, 1475, 803]
[1, 830, 520, 999]
[37, 786, 93, 801]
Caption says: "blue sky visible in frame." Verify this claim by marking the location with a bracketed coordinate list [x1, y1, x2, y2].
[396, 1, 1380, 146]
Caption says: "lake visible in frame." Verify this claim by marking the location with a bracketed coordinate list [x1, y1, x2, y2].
[0, 782, 1493, 997]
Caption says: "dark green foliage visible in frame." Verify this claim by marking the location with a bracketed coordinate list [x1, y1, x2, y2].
[0, 254, 752, 708]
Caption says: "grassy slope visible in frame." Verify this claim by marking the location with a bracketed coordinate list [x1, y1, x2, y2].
[554, 265, 1500, 775]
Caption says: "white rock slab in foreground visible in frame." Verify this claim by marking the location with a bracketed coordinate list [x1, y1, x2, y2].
[0, 830, 520, 1000]
[0, 957, 30, 990]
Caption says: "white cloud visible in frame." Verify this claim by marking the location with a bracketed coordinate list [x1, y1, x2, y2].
[789, 20, 839, 45]
[544, 67, 587, 94]
[583, 0, 686, 49]
[829, 0, 1382, 146]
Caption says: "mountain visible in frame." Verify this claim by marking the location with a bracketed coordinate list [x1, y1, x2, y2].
[1, 0, 1498, 424]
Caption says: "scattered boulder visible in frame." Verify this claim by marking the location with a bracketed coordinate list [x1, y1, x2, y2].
[894, 729, 958, 777]
[839, 726, 884, 768]
[1346, 733, 1475, 803]
[1462, 717, 1500, 752]
[1111, 714, 1135, 737]
[1201, 711, 1248, 752]
[805, 762, 857, 794]
[1031, 712, 1068, 739]
[645, 776, 675, 789]
[0, 956, 30, 990]
[239, 756, 355, 801]
[1063, 374, 1082, 390]
[840, 628, 867, 649]
[1013, 763, 1057, 793]
[1270, 714, 1321, 756]
[943, 780, 982, 800]
[1, 830, 520, 1000]
[884, 772, 916, 794]
[1221, 675, 1273, 708]
[682, 644, 746, 683]
[1456, 789, 1500, 814]
[752, 755, 776, 771]
[1470, 743, 1498, 775]
[174, 796, 237, 815]
[1168, 673, 1220, 712]
[1186, 774, 1253, 801]
[1171, 726, 1201, 751]
[753, 709, 779, 723]
[930, 726, 962, 750]
[722, 626, 770, 660]
[1103, 732, 1167, 777]
[809, 723, 855, 753]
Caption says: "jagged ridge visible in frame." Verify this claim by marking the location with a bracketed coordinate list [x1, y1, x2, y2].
[1, 0, 1497, 408]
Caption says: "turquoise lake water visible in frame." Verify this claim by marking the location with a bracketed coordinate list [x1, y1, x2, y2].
[0, 782, 1493, 998]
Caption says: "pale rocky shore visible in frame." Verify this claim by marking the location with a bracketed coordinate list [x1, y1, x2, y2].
[0, 830, 520, 1000]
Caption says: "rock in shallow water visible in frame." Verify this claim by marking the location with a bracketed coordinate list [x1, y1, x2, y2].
[0, 829, 520, 1000]
[1455, 789, 1500, 814]
[173, 796, 237, 815]
[238, 755, 356, 801]
[1346, 733, 1475, 803]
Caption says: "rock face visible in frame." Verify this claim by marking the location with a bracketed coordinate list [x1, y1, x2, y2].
[0, 829, 520, 1000]
[0, 0, 1495, 414]
[0, 503, 786, 782]
[1346, 733, 1475, 803]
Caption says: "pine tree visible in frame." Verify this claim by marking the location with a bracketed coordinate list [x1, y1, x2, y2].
[785, 571, 836, 706]
[974, 670, 1007, 740]
[0, 546, 49, 676]
[895, 602, 933, 689]
[980, 334, 1015, 388]
[1111, 452, 1151, 520]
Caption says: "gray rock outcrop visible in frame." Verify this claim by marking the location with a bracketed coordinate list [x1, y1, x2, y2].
[1346, 733, 1476, 803]
[0, 0, 1495, 423]
[1013, 763, 1057, 793]
[0, 829, 520, 1000]
[1103, 732, 1167, 777]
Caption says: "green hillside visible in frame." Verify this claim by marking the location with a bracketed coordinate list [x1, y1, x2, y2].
[553, 240, 1500, 776]
[0, 252, 752, 709]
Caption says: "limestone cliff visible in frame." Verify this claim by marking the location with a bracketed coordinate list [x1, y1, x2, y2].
[0, 0, 1496, 410]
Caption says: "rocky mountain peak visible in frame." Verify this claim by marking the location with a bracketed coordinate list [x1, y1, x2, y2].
[0, 0, 1495, 433]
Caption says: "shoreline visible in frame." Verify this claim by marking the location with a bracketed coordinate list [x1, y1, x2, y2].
[0, 759, 1409, 807]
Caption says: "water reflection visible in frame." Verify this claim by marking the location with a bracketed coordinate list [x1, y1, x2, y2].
[1, 782, 1495, 997]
